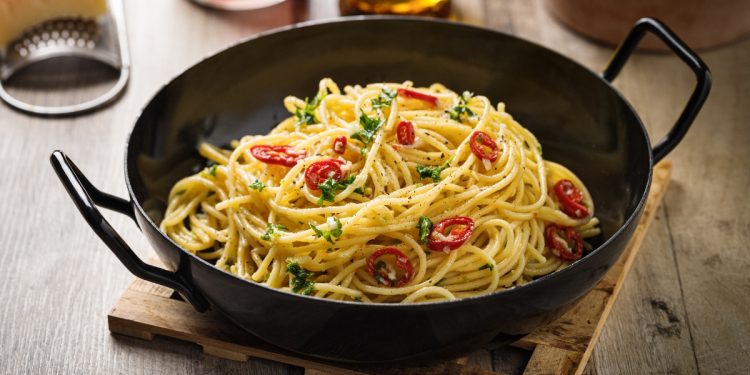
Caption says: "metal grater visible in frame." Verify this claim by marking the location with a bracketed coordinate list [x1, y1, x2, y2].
[0, 0, 129, 116]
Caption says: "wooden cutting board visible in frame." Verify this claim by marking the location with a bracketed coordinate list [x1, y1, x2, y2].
[108, 162, 672, 375]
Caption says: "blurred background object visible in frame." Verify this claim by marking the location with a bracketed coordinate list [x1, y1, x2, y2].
[190, 0, 286, 11]
[0, 0, 107, 46]
[340, 0, 450, 16]
[0, 0, 129, 116]
[546, 0, 750, 51]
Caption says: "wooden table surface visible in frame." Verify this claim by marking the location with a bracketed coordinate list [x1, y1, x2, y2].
[1, 1, 747, 374]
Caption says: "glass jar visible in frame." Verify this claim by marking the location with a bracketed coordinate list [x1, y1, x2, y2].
[339, 0, 450, 16]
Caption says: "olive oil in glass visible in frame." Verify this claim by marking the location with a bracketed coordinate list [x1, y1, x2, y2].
[339, 0, 450, 16]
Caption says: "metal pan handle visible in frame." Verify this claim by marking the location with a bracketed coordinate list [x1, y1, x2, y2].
[602, 17, 711, 163]
[50, 150, 208, 312]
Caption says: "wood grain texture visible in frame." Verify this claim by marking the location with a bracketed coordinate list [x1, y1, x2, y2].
[0, 0, 747, 374]
[524, 345, 578, 375]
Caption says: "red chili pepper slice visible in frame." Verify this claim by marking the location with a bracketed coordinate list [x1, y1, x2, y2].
[396, 120, 416, 145]
[553, 179, 589, 219]
[469, 131, 499, 162]
[250, 145, 307, 167]
[366, 247, 414, 287]
[545, 224, 583, 261]
[397, 88, 438, 107]
[426, 216, 475, 252]
[333, 136, 347, 154]
[305, 159, 344, 190]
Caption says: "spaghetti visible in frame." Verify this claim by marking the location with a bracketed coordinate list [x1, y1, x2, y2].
[160, 79, 600, 303]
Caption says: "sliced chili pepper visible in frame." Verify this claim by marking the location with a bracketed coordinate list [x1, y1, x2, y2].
[250, 145, 306, 167]
[469, 131, 499, 162]
[305, 159, 344, 190]
[397, 88, 438, 107]
[333, 136, 347, 154]
[553, 179, 589, 219]
[426, 216, 475, 252]
[396, 120, 416, 145]
[545, 224, 583, 261]
[366, 247, 414, 287]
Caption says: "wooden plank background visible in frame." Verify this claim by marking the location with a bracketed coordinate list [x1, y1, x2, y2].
[0, 0, 747, 374]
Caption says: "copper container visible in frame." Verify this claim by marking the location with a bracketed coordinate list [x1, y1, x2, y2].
[546, 0, 750, 50]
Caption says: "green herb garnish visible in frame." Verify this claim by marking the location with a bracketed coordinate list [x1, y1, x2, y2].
[373, 260, 389, 285]
[416, 156, 453, 182]
[416, 216, 434, 244]
[294, 91, 325, 126]
[208, 165, 218, 177]
[479, 263, 495, 271]
[310, 217, 343, 244]
[261, 222, 288, 241]
[446, 91, 475, 122]
[351, 113, 384, 156]
[371, 87, 396, 110]
[317, 175, 356, 205]
[416, 162, 450, 182]
[286, 260, 315, 295]
[249, 180, 266, 192]
[175, 190, 186, 196]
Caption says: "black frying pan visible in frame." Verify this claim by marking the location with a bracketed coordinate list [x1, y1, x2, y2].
[50, 17, 710, 363]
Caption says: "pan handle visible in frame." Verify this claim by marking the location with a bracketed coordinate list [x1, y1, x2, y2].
[50, 150, 209, 312]
[602, 18, 711, 163]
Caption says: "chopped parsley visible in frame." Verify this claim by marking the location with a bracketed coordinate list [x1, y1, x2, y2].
[317, 175, 356, 205]
[373, 260, 390, 285]
[479, 263, 495, 271]
[416, 160, 451, 182]
[353, 187, 365, 195]
[208, 165, 218, 177]
[175, 190, 186, 196]
[371, 87, 396, 110]
[249, 180, 266, 192]
[351, 113, 384, 156]
[294, 92, 325, 126]
[286, 261, 315, 295]
[309, 217, 343, 244]
[260, 222, 288, 241]
[416, 216, 433, 244]
[446, 91, 475, 122]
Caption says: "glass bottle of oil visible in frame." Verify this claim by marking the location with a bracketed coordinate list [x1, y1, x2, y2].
[339, 0, 450, 17]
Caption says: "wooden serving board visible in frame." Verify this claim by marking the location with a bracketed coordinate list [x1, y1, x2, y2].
[108, 162, 672, 375]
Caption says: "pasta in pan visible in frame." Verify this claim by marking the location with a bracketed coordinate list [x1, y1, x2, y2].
[160, 78, 600, 303]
